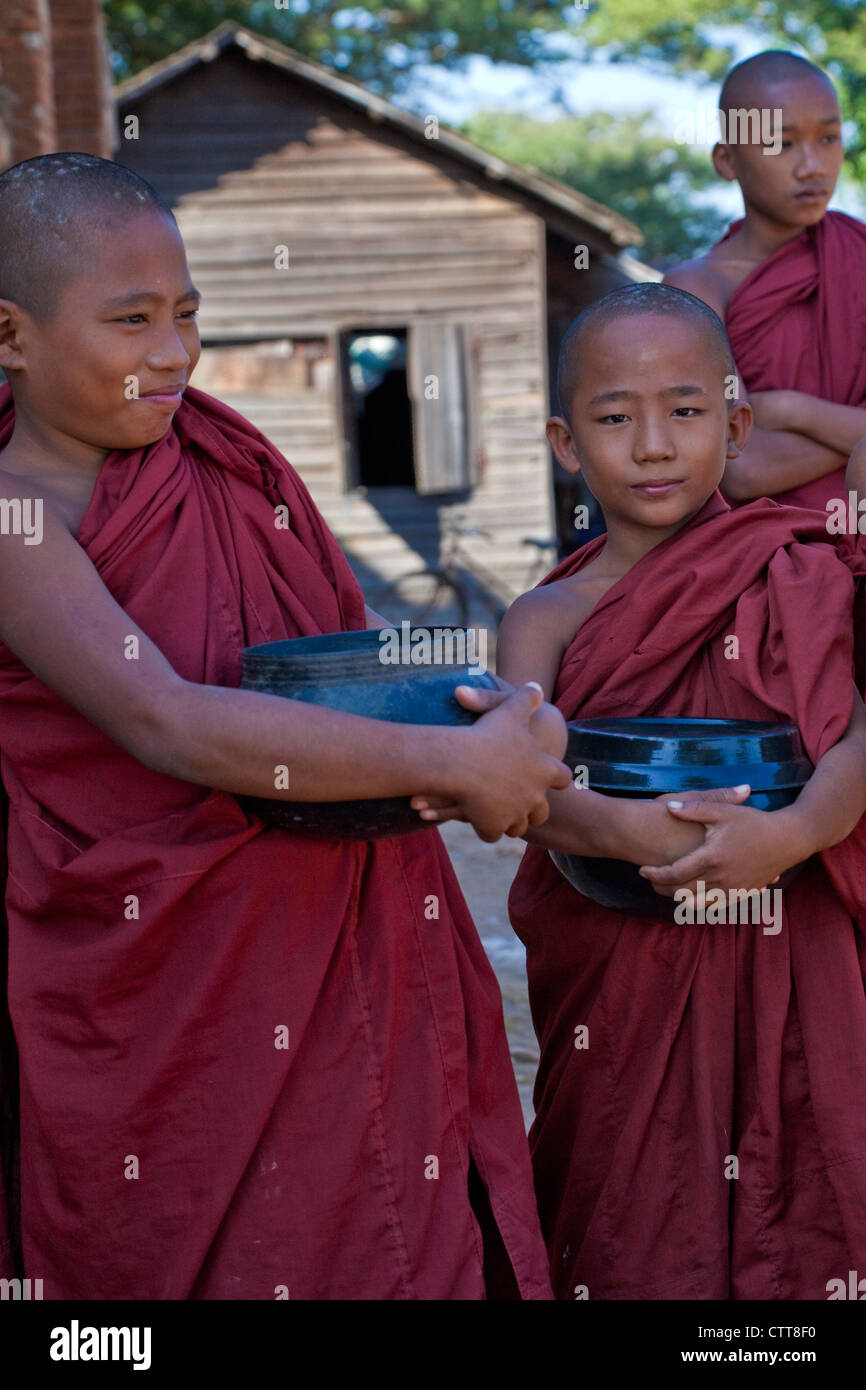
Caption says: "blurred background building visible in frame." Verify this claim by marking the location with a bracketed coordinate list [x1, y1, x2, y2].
[0, 8, 658, 622]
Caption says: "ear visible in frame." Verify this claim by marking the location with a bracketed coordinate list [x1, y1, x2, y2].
[0, 299, 27, 372]
[711, 142, 738, 183]
[546, 416, 582, 475]
[725, 400, 753, 457]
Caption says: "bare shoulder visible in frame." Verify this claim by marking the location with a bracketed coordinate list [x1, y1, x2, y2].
[662, 256, 733, 319]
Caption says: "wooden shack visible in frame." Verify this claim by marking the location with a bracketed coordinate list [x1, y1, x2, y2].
[115, 22, 654, 621]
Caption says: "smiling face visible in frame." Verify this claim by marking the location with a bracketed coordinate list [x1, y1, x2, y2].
[547, 311, 750, 546]
[714, 72, 843, 229]
[0, 208, 201, 458]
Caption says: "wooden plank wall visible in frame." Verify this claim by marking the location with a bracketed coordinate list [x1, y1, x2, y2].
[118, 51, 574, 615]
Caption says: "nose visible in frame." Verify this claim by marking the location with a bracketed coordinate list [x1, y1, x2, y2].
[633, 413, 675, 465]
[145, 321, 194, 374]
[794, 142, 825, 179]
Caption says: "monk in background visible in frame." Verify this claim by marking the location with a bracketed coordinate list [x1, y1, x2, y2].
[665, 51, 866, 511]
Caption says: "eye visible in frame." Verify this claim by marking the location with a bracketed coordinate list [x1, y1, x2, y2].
[672, 407, 702, 417]
[598, 413, 629, 425]
[178, 308, 199, 319]
[821, 133, 840, 144]
[117, 313, 147, 324]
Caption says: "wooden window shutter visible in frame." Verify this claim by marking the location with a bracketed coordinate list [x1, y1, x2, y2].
[408, 322, 480, 494]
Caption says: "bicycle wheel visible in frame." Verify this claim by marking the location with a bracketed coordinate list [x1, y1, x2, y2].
[375, 568, 469, 629]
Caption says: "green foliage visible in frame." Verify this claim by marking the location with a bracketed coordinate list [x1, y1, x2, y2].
[462, 109, 729, 268]
[579, 0, 866, 179]
[103, 0, 572, 92]
[103, 2, 866, 259]
[103, 1, 866, 179]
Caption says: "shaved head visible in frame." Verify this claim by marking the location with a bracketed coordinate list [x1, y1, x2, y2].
[719, 50, 836, 115]
[0, 152, 176, 322]
[556, 284, 736, 418]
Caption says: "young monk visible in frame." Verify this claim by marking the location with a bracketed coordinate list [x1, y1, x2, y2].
[664, 50, 866, 511]
[0, 152, 583, 1302]
[496, 283, 866, 1300]
[0, 155, 747, 1300]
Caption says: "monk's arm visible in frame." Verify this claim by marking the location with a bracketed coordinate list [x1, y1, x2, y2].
[781, 687, 866, 848]
[0, 494, 569, 837]
[751, 392, 866, 457]
[722, 427, 847, 502]
[487, 591, 731, 863]
[662, 264, 847, 500]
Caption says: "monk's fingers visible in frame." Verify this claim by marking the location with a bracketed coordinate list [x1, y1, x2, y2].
[640, 846, 717, 892]
[655, 784, 749, 807]
[505, 815, 529, 838]
[417, 804, 464, 823]
[411, 794, 453, 811]
[527, 796, 552, 827]
[453, 683, 510, 712]
[847, 436, 866, 492]
[549, 758, 573, 792]
[663, 799, 741, 824]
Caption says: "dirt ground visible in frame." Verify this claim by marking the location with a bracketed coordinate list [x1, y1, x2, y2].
[437, 820, 538, 1129]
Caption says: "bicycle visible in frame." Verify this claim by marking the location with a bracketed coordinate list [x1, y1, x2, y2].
[375, 517, 560, 631]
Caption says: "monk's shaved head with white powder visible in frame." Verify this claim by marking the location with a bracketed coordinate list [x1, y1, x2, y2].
[0, 152, 176, 322]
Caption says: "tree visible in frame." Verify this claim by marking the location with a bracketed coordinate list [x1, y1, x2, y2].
[103, 0, 574, 92]
[579, 0, 866, 179]
[104, 3, 866, 173]
[461, 109, 728, 268]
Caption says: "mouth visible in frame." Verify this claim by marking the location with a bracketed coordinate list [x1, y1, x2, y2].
[630, 479, 683, 498]
[794, 188, 827, 203]
[138, 385, 187, 407]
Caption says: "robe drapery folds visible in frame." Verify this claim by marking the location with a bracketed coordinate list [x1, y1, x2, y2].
[509, 492, 866, 1299]
[0, 383, 551, 1300]
[720, 210, 866, 510]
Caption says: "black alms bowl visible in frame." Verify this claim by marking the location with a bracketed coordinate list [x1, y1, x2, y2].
[551, 717, 813, 920]
[239, 628, 497, 838]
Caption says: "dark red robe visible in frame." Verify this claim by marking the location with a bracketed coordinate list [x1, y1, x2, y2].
[0, 383, 551, 1300]
[509, 493, 866, 1299]
[720, 210, 866, 510]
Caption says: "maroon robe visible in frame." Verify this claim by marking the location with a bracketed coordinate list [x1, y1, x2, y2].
[0, 383, 551, 1300]
[719, 210, 866, 510]
[509, 493, 866, 1299]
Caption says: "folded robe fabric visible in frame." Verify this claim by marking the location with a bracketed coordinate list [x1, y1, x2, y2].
[0, 382, 551, 1300]
[508, 492, 866, 1300]
[720, 210, 866, 510]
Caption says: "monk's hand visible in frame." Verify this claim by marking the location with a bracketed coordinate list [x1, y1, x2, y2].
[651, 785, 752, 809]
[846, 433, 866, 495]
[425, 682, 571, 842]
[639, 799, 798, 903]
[411, 682, 568, 826]
[748, 389, 802, 433]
